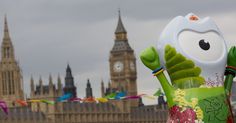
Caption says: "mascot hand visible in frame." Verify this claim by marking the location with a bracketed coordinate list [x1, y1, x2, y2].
[140, 46, 161, 71]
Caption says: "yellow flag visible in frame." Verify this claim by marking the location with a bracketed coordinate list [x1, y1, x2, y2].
[28, 100, 41, 103]
[96, 98, 108, 103]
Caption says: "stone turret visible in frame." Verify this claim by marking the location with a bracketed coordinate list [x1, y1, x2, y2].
[86, 79, 93, 98]
[63, 64, 77, 98]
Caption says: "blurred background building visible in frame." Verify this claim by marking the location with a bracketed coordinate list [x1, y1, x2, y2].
[0, 13, 168, 123]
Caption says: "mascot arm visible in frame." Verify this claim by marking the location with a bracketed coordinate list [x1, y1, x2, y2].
[224, 46, 236, 94]
[140, 46, 174, 106]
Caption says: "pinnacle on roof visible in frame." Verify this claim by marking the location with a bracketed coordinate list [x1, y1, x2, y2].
[115, 10, 127, 34]
[87, 79, 91, 87]
[66, 64, 71, 72]
[4, 15, 10, 39]
[2, 15, 13, 44]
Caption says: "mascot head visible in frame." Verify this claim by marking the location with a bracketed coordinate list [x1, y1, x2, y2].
[158, 13, 227, 87]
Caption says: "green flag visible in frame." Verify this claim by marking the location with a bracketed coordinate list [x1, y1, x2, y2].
[41, 99, 55, 105]
[105, 93, 116, 99]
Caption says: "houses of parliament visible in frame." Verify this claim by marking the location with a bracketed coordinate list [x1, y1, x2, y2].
[0, 12, 168, 123]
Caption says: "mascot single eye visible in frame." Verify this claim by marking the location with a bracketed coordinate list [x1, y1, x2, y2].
[178, 30, 225, 62]
[199, 39, 210, 50]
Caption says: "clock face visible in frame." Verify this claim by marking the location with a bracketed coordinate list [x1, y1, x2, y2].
[113, 61, 124, 72]
[130, 62, 135, 71]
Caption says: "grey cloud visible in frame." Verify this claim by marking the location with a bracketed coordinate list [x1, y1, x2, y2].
[1, 0, 236, 24]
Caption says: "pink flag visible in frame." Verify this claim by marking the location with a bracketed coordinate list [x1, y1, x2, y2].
[0, 100, 8, 115]
[68, 97, 82, 102]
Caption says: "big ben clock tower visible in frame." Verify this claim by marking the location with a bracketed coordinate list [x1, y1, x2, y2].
[109, 11, 138, 107]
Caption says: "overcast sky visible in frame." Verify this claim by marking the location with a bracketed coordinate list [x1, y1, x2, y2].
[0, 0, 236, 105]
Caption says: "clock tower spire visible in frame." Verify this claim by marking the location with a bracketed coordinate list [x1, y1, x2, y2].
[109, 10, 138, 107]
[115, 10, 127, 41]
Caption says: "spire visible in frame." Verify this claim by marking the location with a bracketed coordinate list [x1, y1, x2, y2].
[57, 74, 62, 87]
[87, 79, 91, 88]
[64, 64, 77, 98]
[115, 9, 127, 34]
[31, 76, 34, 85]
[30, 76, 34, 93]
[65, 64, 74, 83]
[49, 74, 54, 95]
[57, 74, 62, 95]
[66, 64, 73, 77]
[49, 74, 53, 86]
[101, 79, 105, 97]
[114, 9, 128, 41]
[3, 15, 11, 40]
[86, 79, 93, 98]
[39, 76, 43, 94]
[1, 15, 15, 60]
[39, 76, 43, 86]
[108, 80, 111, 88]
[66, 64, 71, 72]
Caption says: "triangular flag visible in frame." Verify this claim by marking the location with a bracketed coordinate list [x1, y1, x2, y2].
[0, 100, 8, 115]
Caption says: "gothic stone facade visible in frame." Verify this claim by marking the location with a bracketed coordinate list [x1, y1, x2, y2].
[0, 16, 24, 107]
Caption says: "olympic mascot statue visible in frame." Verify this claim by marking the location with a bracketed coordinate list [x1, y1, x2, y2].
[140, 13, 236, 123]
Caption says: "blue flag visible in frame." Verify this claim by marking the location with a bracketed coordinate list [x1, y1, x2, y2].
[115, 92, 126, 100]
[57, 93, 73, 102]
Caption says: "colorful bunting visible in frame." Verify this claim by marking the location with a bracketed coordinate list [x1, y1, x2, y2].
[2, 91, 165, 109]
